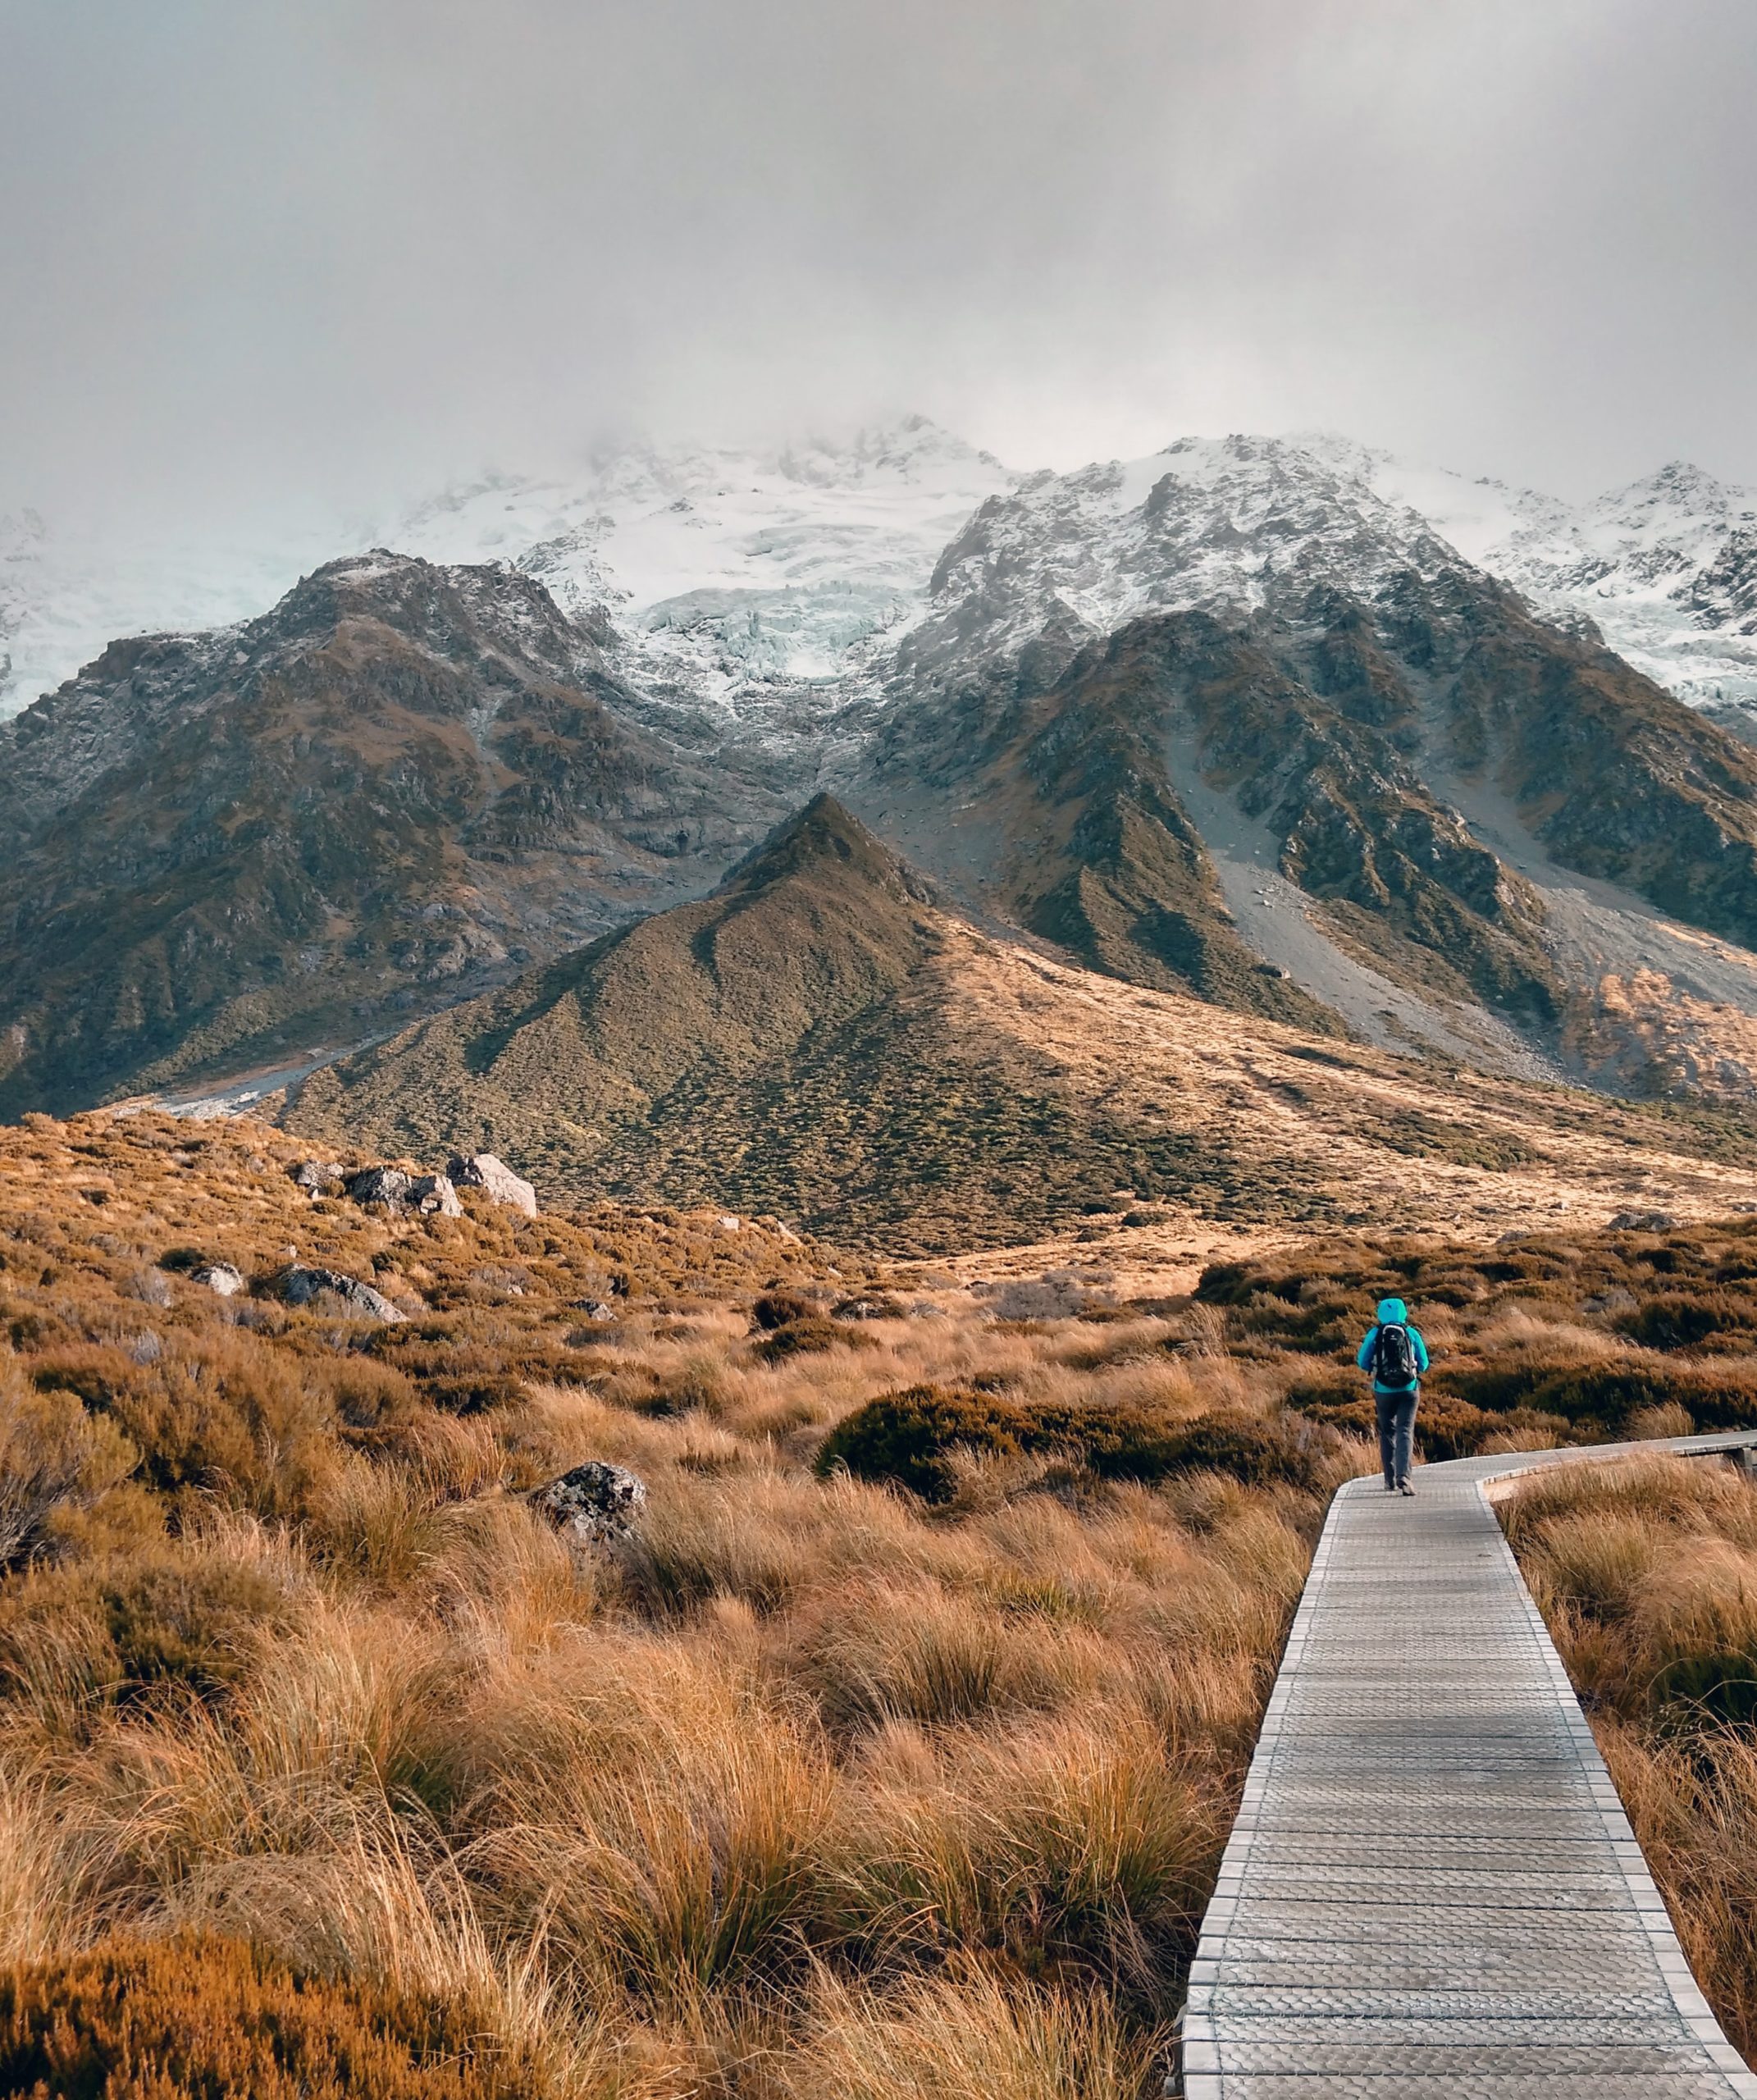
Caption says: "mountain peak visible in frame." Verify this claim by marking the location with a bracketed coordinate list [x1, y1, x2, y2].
[1595, 459, 1750, 523]
[719, 793, 932, 903]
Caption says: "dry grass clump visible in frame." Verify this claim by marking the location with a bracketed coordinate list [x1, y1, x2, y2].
[0, 1109, 1365, 2099]
[0, 1933, 531, 2099]
[783, 1964, 1157, 2100]
[1506, 1454, 1757, 2059]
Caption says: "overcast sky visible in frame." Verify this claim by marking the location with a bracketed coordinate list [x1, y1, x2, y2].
[2, 0, 1755, 534]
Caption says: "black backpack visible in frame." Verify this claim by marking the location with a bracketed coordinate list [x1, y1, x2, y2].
[1372, 1322, 1417, 1389]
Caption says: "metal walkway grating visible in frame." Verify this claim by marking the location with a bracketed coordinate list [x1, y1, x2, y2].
[1179, 1432, 1757, 2098]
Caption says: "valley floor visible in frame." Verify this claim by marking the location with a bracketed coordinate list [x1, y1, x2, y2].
[7, 1114, 1757, 2093]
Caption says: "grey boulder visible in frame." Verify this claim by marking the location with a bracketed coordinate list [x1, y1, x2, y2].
[528, 1460, 647, 1546]
[408, 1173, 463, 1217]
[349, 1166, 414, 1211]
[281, 1265, 407, 1323]
[447, 1153, 538, 1217]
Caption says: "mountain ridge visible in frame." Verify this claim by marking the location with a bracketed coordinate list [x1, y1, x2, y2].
[0, 551, 790, 1119]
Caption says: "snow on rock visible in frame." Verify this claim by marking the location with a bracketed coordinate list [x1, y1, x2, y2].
[1298, 436, 1757, 717]
[389, 417, 1019, 722]
[902, 429, 1757, 727]
[7, 418, 1755, 734]
[900, 432, 1469, 694]
[0, 510, 364, 721]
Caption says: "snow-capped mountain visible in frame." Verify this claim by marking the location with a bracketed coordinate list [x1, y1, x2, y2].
[893, 430, 1757, 721]
[7, 417, 1756, 732]
[0, 419, 1015, 726]
[1300, 438, 1757, 715]
[15, 418, 1757, 1120]
[388, 417, 1017, 722]
[898, 432, 1470, 693]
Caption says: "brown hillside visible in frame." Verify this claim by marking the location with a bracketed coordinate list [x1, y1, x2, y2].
[856, 577, 1757, 1093]
[286, 800, 1757, 1254]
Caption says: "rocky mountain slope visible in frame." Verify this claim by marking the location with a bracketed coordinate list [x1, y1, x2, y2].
[284, 798, 1757, 1253]
[0, 552, 793, 1120]
[850, 446, 1757, 1093]
[1319, 441, 1757, 720]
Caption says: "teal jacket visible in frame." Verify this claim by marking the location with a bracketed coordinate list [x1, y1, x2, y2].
[1357, 1295, 1429, 1393]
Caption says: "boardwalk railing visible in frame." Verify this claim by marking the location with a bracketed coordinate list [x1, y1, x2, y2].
[1175, 1430, 1757, 2099]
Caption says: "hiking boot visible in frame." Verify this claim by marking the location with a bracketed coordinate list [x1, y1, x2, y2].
[1383, 1479, 1397, 1492]
[1397, 1480, 1416, 1495]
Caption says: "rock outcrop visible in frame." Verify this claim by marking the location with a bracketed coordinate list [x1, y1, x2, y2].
[348, 1166, 413, 1210]
[408, 1172, 462, 1217]
[528, 1461, 647, 1546]
[280, 1265, 407, 1323]
[447, 1153, 538, 1217]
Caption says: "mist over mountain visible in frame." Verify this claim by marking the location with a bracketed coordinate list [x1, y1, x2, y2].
[6, 423, 1755, 729]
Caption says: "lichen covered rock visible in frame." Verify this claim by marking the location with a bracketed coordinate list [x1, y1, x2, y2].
[528, 1460, 646, 1545]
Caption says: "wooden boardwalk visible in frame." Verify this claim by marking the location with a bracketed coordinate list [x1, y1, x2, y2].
[1178, 1433, 1757, 2098]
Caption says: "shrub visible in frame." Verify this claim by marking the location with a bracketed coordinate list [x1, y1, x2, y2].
[756, 1318, 869, 1364]
[753, 1290, 815, 1331]
[816, 1388, 1041, 1502]
[817, 1388, 1345, 1503]
[0, 1934, 523, 2099]
[0, 1544, 297, 1703]
[30, 1338, 335, 1517]
[1531, 1362, 1757, 1436]
[1440, 1358, 1757, 1438]
[100, 1551, 297, 1694]
[1, 1372, 142, 1569]
[1620, 1293, 1757, 1351]
[1130, 1412, 1343, 1493]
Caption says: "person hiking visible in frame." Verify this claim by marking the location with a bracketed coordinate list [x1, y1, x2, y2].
[1358, 1296, 1429, 1495]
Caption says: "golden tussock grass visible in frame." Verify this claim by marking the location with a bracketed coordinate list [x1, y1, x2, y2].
[1508, 1454, 1757, 2061]
[0, 1112, 1359, 2097]
[13, 1112, 1757, 2094]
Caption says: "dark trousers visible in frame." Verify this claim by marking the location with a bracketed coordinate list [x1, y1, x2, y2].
[1376, 1386, 1418, 1487]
